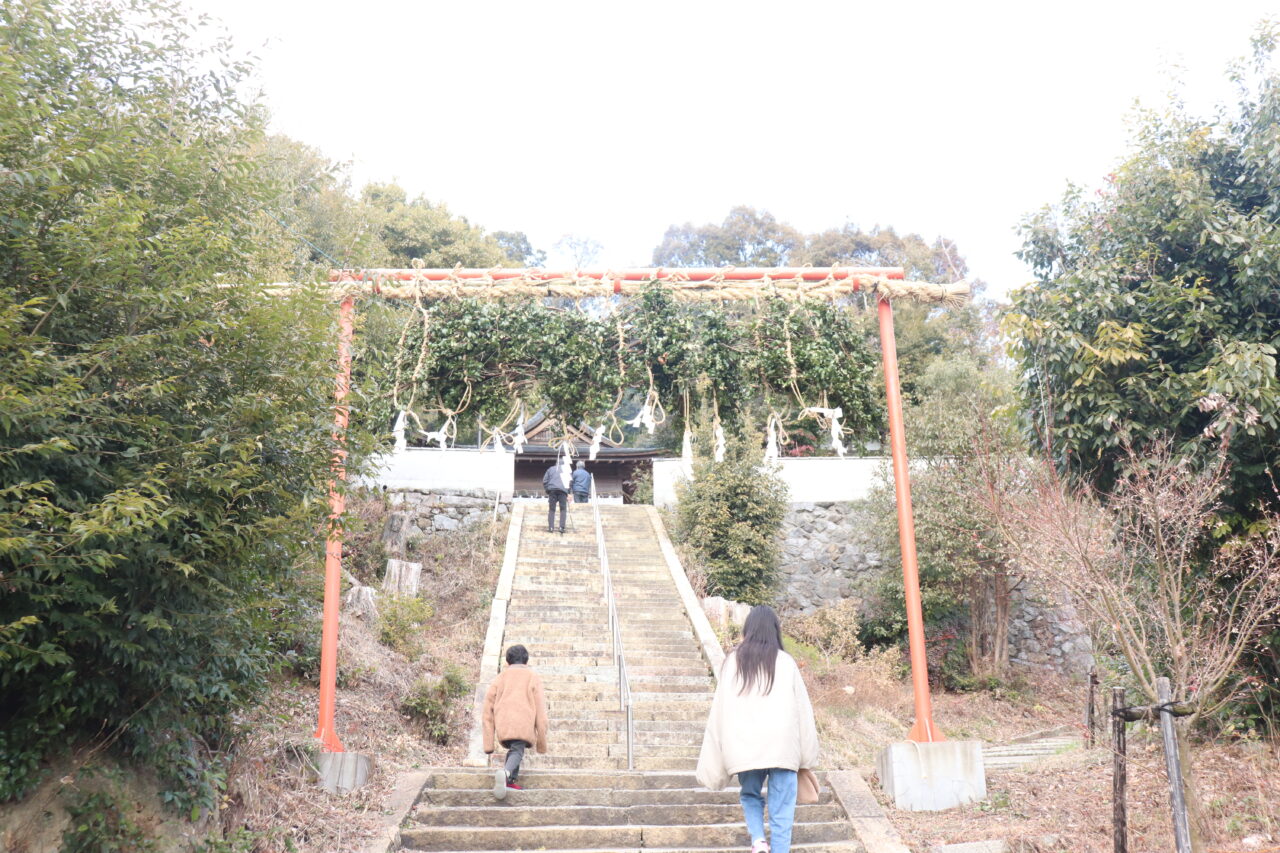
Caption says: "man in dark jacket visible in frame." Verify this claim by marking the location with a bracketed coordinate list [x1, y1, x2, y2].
[571, 461, 592, 503]
[542, 460, 568, 533]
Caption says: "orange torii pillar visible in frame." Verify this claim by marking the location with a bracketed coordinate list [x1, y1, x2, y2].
[314, 293, 354, 753]
[877, 296, 941, 743]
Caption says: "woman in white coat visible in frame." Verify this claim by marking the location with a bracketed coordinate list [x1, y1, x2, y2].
[696, 605, 820, 853]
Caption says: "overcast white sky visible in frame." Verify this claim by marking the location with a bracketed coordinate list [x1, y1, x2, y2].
[186, 0, 1276, 297]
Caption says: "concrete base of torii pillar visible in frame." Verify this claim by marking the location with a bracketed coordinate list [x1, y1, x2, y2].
[876, 740, 987, 811]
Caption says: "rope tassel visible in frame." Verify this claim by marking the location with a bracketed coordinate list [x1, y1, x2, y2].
[803, 405, 846, 457]
[764, 414, 782, 463]
[589, 424, 605, 461]
[419, 415, 456, 450]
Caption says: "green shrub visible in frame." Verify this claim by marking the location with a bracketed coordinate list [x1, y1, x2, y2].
[675, 435, 788, 604]
[62, 785, 157, 853]
[402, 666, 471, 745]
[0, 1, 375, 806]
[378, 596, 434, 657]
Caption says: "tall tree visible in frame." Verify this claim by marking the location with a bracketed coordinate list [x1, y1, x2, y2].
[493, 230, 547, 267]
[653, 206, 801, 267]
[251, 135, 383, 278]
[360, 182, 509, 268]
[1006, 30, 1280, 521]
[0, 0, 358, 806]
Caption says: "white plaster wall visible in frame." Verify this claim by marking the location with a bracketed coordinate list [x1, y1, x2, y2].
[363, 447, 515, 495]
[653, 456, 888, 506]
[652, 459, 694, 507]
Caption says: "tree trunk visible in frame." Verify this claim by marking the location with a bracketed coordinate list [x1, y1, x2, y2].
[383, 558, 423, 597]
[342, 584, 378, 620]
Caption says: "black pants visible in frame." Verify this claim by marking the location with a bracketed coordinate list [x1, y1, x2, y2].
[546, 490, 567, 531]
[573, 491, 589, 504]
[501, 738, 531, 782]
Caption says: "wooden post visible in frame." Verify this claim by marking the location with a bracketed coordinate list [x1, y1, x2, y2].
[1085, 667, 1098, 748]
[1112, 686, 1127, 853]
[1157, 677, 1193, 853]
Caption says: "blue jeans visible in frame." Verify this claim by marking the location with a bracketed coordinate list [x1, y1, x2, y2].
[738, 768, 798, 853]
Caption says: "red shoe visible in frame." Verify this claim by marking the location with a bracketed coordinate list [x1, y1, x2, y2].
[506, 782, 523, 790]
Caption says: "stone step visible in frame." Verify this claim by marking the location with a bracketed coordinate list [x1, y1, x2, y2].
[545, 719, 706, 734]
[425, 770, 699, 790]
[522, 743, 701, 760]
[411, 803, 846, 827]
[401, 835, 860, 850]
[627, 666, 712, 677]
[548, 692, 711, 706]
[418, 786, 839, 808]
[400, 820, 854, 850]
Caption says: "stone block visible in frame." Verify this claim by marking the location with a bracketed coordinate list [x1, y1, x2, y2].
[726, 601, 751, 627]
[702, 596, 728, 628]
[440, 494, 491, 508]
[432, 514, 459, 531]
[876, 740, 986, 811]
[316, 751, 372, 795]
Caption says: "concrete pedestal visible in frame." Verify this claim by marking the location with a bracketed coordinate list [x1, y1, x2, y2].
[316, 751, 372, 795]
[876, 741, 986, 811]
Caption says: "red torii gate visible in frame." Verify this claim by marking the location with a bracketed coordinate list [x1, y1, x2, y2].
[314, 267, 968, 752]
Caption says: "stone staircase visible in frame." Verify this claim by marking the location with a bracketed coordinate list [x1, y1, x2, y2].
[500, 519, 621, 771]
[398, 503, 864, 852]
[600, 505, 716, 773]
[400, 768, 860, 852]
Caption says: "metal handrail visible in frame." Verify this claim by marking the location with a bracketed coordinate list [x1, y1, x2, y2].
[590, 477, 634, 770]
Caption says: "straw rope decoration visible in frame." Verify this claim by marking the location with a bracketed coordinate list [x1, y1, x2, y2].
[324, 266, 969, 306]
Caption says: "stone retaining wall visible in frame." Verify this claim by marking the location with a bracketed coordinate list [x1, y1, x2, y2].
[380, 488, 511, 556]
[775, 500, 1093, 675]
[1007, 586, 1094, 673]
[777, 501, 883, 614]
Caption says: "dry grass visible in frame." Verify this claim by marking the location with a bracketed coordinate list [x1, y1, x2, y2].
[801, 650, 1279, 852]
[220, 502, 508, 853]
[883, 737, 1279, 852]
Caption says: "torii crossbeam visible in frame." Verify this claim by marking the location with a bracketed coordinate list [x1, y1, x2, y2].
[313, 266, 964, 752]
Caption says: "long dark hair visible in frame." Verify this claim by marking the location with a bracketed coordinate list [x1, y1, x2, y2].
[735, 605, 784, 696]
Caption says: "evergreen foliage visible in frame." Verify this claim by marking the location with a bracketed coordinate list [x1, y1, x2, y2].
[361, 286, 884, 448]
[1007, 31, 1280, 521]
[675, 435, 788, 604]
[0, 0, 361, 805]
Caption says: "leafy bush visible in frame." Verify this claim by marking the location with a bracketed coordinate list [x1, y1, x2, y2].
[401, 666, 472, 744]
[377, 596, 435, 657]
[674, 435, 788, 604]
[0, 0, 373, 806]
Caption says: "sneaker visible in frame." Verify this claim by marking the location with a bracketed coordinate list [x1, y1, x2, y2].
[492, 768, 507, 800]
[506, 781, 523, 791]
[750, 840, 770, 853]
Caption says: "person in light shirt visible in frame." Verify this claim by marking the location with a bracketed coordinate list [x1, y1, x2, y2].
[697, 605, 820, 853]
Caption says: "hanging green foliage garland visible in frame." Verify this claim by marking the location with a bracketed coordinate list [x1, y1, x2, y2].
[357, 284, 883, 450]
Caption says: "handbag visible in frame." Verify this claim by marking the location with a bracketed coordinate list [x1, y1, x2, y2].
[796, 768, 820, 804]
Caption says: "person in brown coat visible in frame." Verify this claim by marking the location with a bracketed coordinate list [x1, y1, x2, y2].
[482, 644, 548, 799]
